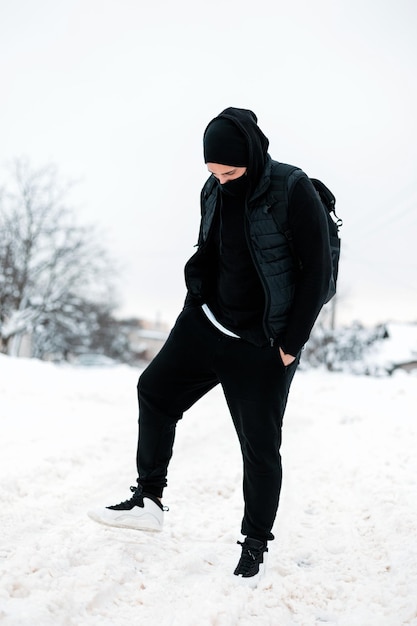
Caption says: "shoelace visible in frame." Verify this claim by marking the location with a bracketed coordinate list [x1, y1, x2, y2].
[113, 485, 144, 508]
[236, 541, 265, 574]
[113, 486, 169, 511]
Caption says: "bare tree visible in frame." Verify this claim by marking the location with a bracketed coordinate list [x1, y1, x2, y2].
[0, 158, 117, 359]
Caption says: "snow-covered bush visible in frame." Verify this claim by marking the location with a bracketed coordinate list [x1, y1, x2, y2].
[302, 321, 417, 376]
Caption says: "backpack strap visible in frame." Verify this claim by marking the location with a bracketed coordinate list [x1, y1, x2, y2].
[310, 178, 343, 228]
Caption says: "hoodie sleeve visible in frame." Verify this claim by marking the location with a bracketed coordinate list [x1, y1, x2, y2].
[280, 175, 333, 355]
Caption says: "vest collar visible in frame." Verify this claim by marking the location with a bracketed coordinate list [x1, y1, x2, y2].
[248, 154, 272, 203]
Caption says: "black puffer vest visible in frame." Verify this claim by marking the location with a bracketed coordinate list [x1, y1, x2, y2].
[185, 156, 305, 343]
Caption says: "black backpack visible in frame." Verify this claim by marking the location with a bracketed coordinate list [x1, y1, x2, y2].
[269, 164, 342, 304]
[308, 178, 342, 303]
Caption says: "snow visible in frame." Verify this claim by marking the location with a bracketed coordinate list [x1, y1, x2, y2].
[1, 353, 417, 626]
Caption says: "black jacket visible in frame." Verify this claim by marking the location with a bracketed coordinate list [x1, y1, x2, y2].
[185, 108, 332, 355]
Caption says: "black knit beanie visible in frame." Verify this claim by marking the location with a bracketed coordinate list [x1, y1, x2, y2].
[203, 118, 248, 166]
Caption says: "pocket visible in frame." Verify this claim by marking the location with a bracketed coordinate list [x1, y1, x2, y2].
[275, 348, 299, 372]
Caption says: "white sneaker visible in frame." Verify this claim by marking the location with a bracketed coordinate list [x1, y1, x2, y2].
[88, 486, 165, 532]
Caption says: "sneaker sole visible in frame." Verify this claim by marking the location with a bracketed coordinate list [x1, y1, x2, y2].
[233, 556, 267, 588]
[87, 509, 163, 532]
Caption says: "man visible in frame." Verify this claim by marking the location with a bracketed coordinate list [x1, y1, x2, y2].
[89, 107, 332, 586]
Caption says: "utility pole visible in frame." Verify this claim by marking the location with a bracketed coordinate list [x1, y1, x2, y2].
[330, 296, 337, 330]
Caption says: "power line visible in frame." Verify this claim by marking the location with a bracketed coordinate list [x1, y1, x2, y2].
[346, 175, 417, 233]
[354, 192, 417, 241]
[346, 253, 417, 291]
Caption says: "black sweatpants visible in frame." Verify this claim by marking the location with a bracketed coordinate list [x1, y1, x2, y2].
[136, 306, 299, 542]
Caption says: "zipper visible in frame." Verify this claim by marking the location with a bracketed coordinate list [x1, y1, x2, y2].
[243, 201, 274, 346]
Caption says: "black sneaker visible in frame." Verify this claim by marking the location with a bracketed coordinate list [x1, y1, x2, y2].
[233, 537, 268, 586]
[88, 485, 165, 531]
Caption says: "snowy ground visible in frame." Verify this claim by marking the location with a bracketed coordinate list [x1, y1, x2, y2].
[1, 353, 417, 626]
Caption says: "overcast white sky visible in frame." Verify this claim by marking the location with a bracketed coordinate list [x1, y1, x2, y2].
[1, 0, 416, 328]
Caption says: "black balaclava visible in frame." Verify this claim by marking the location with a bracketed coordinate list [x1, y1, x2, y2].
[203, 118, 249, 196]
[203, 107, 269, 196]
